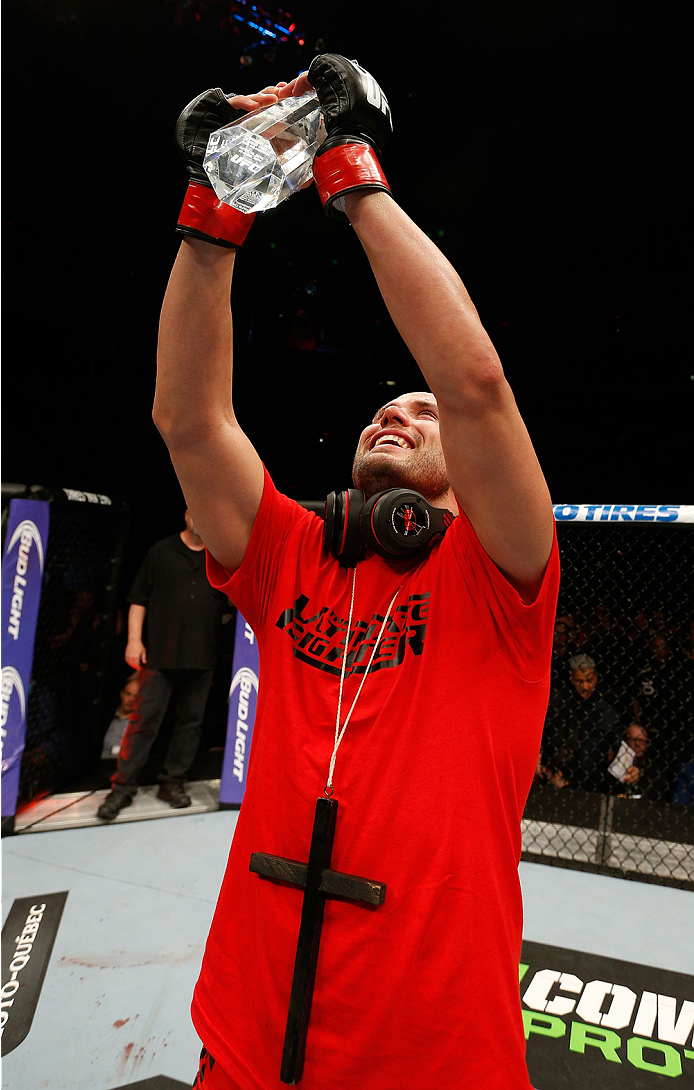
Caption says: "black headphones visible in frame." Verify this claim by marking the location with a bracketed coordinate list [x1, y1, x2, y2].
[324, 488, 455, 566]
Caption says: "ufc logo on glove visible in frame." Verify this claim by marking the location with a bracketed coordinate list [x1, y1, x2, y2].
[352, 60, 392, 122]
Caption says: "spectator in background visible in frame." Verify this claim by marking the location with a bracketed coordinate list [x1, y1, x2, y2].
[546, 765, 572, 789]
[632, 631, 693, 791]
[48, 586, 101, 663]
[581, 603, 634, 708]
[673, 754, 694, 805]
[100, 673, 139, 759]
[536, 758, 573, 790]
[605, 723, 649, 796]
[550, 613, 584, 690]
[671, 624, 694, 804]
[542, 653, 621, 791]
[540, 722, 666, 799]
[625, 610, 652, 662]
[97, 510, 228, 821]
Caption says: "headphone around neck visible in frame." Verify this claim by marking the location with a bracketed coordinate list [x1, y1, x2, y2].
[324, 488, 455, 566]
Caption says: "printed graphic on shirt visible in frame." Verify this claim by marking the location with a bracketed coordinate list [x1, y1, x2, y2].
[276, 592, 430, 676]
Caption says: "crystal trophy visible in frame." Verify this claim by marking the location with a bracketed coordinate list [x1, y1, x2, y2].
[203, 92, 324, 214]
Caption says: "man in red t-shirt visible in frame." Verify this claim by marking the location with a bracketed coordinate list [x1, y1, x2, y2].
[158, 55, 558, 1090]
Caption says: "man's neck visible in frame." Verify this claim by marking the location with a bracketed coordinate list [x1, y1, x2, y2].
[434, 488, 459, 516]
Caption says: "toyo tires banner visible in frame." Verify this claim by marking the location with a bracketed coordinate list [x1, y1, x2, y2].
[1, 500, 50, 821]
[220, 610, 259, 806]
[552, 504, 694, 523]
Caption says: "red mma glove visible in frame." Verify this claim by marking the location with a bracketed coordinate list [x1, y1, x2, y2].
[174, 88, 255, 249]
[308, 54, 393, 219]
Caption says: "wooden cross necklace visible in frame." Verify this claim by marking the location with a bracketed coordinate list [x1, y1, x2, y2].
[250, 567, 401, 1084]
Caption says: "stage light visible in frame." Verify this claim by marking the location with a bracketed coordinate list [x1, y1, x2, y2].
[168, 0, 307, 55]
[248, 19, 277, 37]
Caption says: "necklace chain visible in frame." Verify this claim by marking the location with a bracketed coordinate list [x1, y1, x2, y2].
[325, 567, 402, 796]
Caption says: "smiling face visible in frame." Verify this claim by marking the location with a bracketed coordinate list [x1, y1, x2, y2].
[351, 391, 453, 504]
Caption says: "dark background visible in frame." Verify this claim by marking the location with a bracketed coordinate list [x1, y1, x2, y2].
[3, 0, 692, 589]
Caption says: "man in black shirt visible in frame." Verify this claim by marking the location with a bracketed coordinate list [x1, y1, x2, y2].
[97, 511, 227, 821]
[541, 652, 622, 791]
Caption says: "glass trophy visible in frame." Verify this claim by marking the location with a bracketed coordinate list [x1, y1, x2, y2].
[203, 92, 324, 214]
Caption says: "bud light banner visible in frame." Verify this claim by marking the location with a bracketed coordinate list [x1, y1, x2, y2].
[1, 500, 50, 820]
[220, 611, 259, 806]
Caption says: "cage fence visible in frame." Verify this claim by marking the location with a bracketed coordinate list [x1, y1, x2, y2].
[2, 487, 692, 889]
[2, 486, 130, 806]
[523, 512, 694, 890]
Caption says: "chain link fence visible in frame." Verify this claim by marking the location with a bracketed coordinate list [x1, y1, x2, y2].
[2, 486, 130, 806]
[522, 507, 694, 890]
[3, 485, 691, 886]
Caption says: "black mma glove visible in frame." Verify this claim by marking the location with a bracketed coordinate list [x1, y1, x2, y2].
[308, 54, 393, 219]
[175, 88, 255, 248]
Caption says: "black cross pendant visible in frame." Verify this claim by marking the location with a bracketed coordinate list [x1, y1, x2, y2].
[249, 796, 386, 1084]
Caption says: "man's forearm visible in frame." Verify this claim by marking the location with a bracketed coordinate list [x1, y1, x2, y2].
[154, 238, 237, 444]
[127, 604, 146, 642]
[344, 191, 503, 407]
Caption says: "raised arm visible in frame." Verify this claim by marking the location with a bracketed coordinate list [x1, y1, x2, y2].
[154, 238, 264, 572]
[345, 192, 554, 597]
[153, 86, 283, 572]
[288, 56, 554, 598]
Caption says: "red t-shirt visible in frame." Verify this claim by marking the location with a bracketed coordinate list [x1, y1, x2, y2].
[193, 469, 560, 1089]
